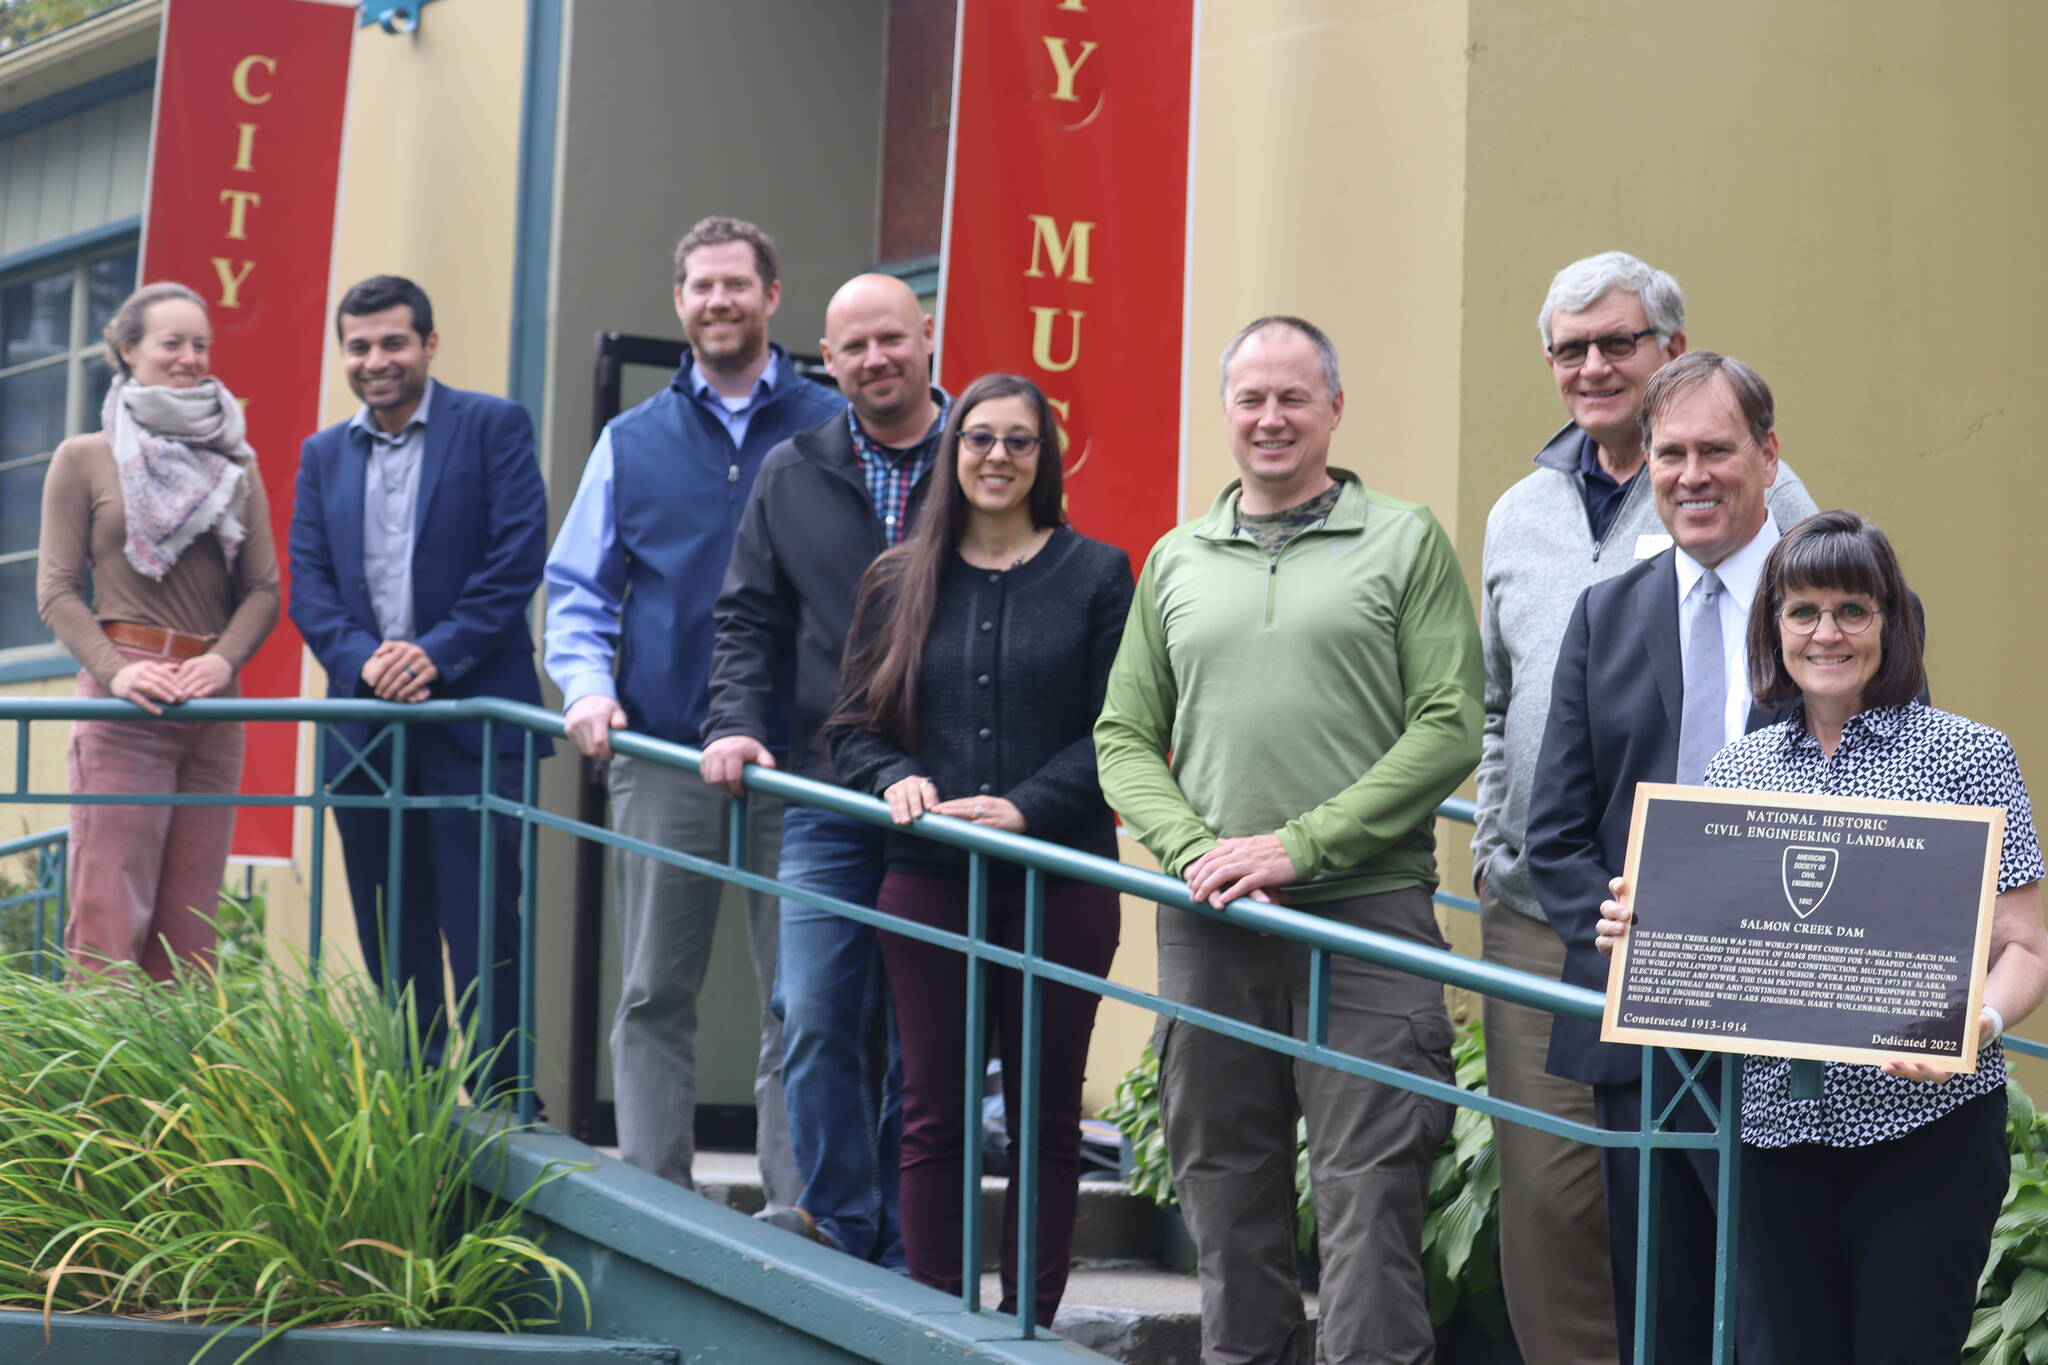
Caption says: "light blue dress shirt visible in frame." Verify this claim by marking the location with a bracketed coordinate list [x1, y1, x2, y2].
[351, 378, 436, 642]
[542, 356, 778, 711]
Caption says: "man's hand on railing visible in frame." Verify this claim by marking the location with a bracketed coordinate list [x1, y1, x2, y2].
[700, 735, 776, 796]
[565, 695, 629, 760]
[1183, 834, 1296, 909]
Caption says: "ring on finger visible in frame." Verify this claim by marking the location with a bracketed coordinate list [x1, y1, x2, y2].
[974, 804, 986, 818]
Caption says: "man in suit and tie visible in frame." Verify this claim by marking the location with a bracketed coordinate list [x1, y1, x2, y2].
[1526, 349, 1801, 1364]
[288, 275, 550, 1086]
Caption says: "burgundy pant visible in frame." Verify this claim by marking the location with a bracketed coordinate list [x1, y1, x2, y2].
[876, 866, 1120, 1326]
[66, 650, 242, 980]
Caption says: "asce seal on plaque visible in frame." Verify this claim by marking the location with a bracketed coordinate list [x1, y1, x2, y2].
[1782, 846, 1838, 920]
[1604, 783, 2003, 1072]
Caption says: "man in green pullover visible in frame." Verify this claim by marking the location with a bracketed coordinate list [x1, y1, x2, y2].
[1096, 316, 1483, 1365]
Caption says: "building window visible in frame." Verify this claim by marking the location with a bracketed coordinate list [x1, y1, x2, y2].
[0, 244, 136, 656]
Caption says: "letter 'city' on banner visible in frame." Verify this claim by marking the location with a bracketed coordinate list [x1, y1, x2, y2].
[935, 0, 1197, 569]
[1604, 784, 2003, 1073]
[139, 0, 354, 861]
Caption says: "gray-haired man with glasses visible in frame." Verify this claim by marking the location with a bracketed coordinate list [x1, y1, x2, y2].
[1472, 259, 1816, 1362]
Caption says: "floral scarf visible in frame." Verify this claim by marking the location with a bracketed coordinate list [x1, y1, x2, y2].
[103, 376, 254, 580]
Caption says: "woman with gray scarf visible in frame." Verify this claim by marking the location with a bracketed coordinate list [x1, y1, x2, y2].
[36, 281, 279, 981]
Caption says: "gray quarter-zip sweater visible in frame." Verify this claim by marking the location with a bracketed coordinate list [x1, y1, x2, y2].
[1471, 422, 1819, 922]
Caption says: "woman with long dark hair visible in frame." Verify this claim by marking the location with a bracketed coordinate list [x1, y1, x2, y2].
[36, 281, 279, 980]
[828, 372, 1131, 1325]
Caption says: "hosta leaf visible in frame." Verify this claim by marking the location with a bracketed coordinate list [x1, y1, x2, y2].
[2003, 1268, 2048, 1337]
[1965, 1303, 2002, 1352]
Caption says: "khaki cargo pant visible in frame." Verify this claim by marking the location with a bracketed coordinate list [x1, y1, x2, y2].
[1156, 885, 1454, 1365]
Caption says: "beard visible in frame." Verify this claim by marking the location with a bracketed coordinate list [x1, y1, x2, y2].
[688, 314, 767, 373]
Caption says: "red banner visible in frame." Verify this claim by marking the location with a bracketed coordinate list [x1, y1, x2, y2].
[139, 0, 354, 860]
[936, 0, 1196, 566]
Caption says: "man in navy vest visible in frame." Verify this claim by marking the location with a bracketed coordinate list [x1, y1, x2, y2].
[289, 275, 551, 1091]
[543, 218, 842, 1199]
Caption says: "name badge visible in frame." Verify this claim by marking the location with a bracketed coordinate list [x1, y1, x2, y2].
[1635, 533, 1673, 559]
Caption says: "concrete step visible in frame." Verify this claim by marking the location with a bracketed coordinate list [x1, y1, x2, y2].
[1013, 1267, 1317, 1365]
[684, 1149, 1292, 1365]
[679, 1151, 1519, 1365]
[689, 1149, 1167, 1269]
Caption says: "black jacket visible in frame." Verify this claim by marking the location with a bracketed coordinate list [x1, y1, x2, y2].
[703, 411, 936, 779]
[828, 527, 1133, 868]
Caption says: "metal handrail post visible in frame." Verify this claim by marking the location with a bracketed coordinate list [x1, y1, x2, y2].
[1635, 1045, 1662, 1364]
[1710, 1057, 1743, 1363]
[1014, 866, 1045, 1338]
[960, 852, 989, 1314]
[308, 723, 327, 978]
[1307, 946, 1331, 1048]
[383, 721, 409, 1010]
[518, 730, 539, 1125]
[477, 721, 499, 1056]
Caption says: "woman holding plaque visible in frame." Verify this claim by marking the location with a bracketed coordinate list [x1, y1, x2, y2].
[1594, 509, 2048, 1363]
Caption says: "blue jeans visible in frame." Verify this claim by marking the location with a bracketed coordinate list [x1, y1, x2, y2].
[772, 805, 902, 1265]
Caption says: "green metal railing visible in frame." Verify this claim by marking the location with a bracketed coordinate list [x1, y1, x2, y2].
[4, 695, 2035, 1362]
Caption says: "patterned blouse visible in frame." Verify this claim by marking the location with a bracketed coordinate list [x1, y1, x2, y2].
[1703, 702, 2044, 1148]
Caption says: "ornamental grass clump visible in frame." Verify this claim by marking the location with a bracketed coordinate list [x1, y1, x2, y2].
[0, 951, 583, 1357]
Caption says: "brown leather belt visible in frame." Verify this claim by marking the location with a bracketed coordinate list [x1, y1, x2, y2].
[103, 621, 214, 661]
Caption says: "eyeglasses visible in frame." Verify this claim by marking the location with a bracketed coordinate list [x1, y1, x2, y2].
[1779, 602, 1882, 635]
[1547, 328, 1659, 369]
[959, 430, 1042, 457]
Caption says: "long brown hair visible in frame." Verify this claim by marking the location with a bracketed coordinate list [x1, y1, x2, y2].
[831, 373, 1068, 750]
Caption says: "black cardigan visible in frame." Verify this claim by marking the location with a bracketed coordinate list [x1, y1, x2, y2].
[827, 526, 1133, 870]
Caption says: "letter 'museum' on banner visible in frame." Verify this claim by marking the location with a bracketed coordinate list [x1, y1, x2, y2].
[139, 0, 354, 860]
[935, 0, 1197, 568]
[1605, 784, 2003, 1073]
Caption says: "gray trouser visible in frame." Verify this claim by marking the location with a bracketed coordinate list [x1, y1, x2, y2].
[607, 754, 796, 1204]
[1478, 884, 1618, 1365]
[1157, 886, 1454, 1365]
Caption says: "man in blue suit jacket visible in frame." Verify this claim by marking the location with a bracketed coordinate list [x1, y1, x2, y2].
[288, 275, 550, 1091]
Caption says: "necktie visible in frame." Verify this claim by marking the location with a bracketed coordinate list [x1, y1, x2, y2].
[1677, 569, 1726, 784]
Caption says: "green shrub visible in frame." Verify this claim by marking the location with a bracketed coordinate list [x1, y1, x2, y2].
[1966, 1080, 2048, 1364]
[0, 947, 583, 1362]
[1102, 1020, 1506, 1331]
